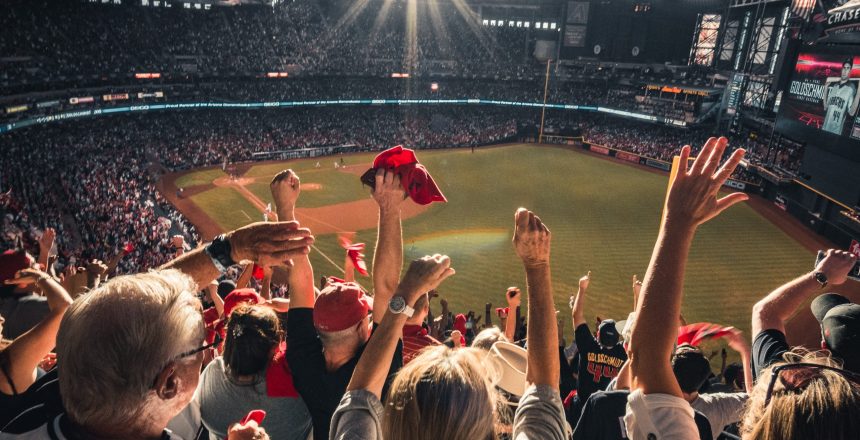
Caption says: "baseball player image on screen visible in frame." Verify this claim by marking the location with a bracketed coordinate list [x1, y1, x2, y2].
[821, 57, 860, 135]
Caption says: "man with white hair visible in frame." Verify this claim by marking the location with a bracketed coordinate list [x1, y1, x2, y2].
[1, 220, 313, 439]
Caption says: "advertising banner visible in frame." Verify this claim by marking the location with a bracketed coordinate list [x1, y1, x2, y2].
[589, 145, 610, 155]
[615, 151, 640, 163]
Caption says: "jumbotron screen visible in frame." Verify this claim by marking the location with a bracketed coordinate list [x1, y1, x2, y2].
[776, 47, 860, 161]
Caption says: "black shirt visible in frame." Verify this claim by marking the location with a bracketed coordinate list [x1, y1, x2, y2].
[286, 308, 401, 440]
[751, 329, 789, 382]
[573, 390, 713, 440]
[574, 324, 627, 404]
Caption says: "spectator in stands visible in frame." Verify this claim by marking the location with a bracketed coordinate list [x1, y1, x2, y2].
[471, 326, 509, 351]
[569, 270, 627, 417]
[751, 249, 859, 377]
[0, 267, 72, 427]
[0, 250, 48, 341]
[401, 293, 441, 364]
[740, 349, 860, 440]
[330, 207, 569, 439]
[624, 137, 747, 439]
[2, 218, 313, 437]
[284, 168, 404, 440]
[672, 341, 749, 439]
[198, 304, 312, 440]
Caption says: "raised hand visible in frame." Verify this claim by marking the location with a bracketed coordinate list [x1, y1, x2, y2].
[227, 221, 313, 267]
[4, 268, 51, 286]
[665, 137, 747, 229]
[506, 287, 521, 307]
[86, 259, 108, 278]
[513, 208, 551, 268]
[579, 271, 591, 291]
[372, 168, 406, 211]
[815, 249, 858, 286]
[451, 330, 463, 348]
[171, 235, 186, 249]
[396, 254, 455, 303]
[38, 353, 57, 371]
[632, 274, 642, 294]
[270, 169, 301, 212]
[38, 228, 56, 254]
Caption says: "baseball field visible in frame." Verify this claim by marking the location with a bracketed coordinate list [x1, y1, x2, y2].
[164, 144, 822, 345]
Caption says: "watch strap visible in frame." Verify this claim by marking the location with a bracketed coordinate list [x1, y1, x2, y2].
[205, 234, 236, 273]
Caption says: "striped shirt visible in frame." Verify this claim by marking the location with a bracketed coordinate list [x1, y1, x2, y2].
[401, 324, 441, 364]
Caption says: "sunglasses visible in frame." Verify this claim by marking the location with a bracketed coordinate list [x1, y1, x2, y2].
[175, 332, 222, 361]
[151, 332, 220, 389]
[764, 362, 860, 406]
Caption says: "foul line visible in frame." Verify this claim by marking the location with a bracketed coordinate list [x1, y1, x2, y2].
[312, 244, 345, 274]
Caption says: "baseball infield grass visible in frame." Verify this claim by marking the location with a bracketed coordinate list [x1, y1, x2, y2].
[177, 145, 813, 348]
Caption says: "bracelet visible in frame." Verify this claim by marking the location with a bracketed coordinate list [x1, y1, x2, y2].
[204, 234, 236, 273]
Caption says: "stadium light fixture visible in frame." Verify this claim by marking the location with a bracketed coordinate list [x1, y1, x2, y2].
[483, 19, 489, 25]
[550, 23, 557, 29]
[490, 20, 496, 25]
[524, 21, 530, 27]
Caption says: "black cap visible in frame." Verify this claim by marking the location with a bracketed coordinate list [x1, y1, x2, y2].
[811, 293, 860, 372]
[598, 319, 620, 347]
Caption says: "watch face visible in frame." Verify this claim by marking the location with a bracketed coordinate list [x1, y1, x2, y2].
[815, 272, 828, 285]
[389, 296, 406, 313]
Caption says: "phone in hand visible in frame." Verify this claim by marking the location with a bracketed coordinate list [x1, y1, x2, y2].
[815, 250, 860, 281]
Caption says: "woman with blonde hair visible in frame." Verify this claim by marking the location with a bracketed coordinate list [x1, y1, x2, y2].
[384, 345, 498, 439]
[330, 209, 569, 440]
[740, 350, 860, 440]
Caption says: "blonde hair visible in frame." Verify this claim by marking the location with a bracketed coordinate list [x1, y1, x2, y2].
[56, 269, 203, 426]
[741, 349, 860, 440]
[471, 327, 509, 351]
[383, 346, 499, 440]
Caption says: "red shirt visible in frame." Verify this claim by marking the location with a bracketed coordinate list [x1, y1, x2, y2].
[402, 324, 441, 364]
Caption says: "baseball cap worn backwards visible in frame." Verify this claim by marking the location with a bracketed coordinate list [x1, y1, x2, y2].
[812, 293, 860, 372]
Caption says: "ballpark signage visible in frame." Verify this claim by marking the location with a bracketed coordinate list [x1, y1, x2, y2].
[589, 145, 610, 155]
[615, 151, 640, 163]
[824, 2, 860, 43]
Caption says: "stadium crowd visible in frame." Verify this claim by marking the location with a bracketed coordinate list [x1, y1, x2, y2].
[0, 0, 547, 90]
[1, 104, 802, 280]
[0, 139, 858, 440]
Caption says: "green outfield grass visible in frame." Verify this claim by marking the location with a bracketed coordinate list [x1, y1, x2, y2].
[178, 145, 814, 345]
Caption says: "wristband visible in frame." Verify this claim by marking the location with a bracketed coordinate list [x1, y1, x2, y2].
[205, 234, 236, 273]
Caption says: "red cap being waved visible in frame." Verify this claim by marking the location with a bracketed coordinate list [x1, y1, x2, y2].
[368, 145, 447, 205]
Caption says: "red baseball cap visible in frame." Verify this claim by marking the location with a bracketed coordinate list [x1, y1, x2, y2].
[223, 288, 265, 318]
[313, 280, 373, 332]
[0, 250, 33, 284]
[372, 146, 447, 206]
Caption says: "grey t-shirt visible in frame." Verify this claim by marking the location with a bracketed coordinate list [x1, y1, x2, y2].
[198, 357, 312, 440]
[690, 392, 748, 439]
[0, 294, 49, 340]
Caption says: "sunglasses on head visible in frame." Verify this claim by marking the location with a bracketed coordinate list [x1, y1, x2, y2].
[764, 362, 860, 406]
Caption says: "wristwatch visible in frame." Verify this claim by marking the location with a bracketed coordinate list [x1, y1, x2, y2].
[388, 295, 415, 318]
[813, 271, 828, 288]
[205, 234, 236, 273]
